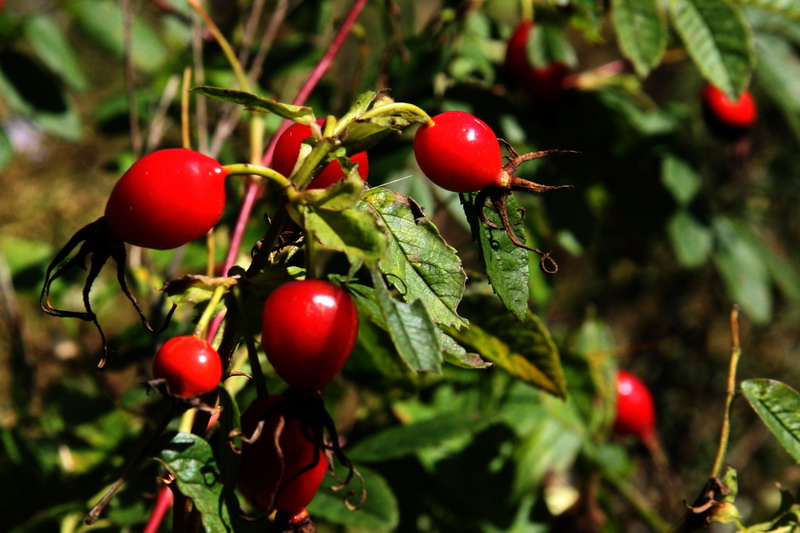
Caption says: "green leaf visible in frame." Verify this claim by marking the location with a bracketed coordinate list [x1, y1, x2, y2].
[348, 282, 486, 370]
[156, 432, 233, 533]
[741, 379, 800, 463]
[294, 182, 388, 264]
[527, 20, 577, 68]
[161, 274, 238, 304]
[572, 315, 618, 434]
[465, 192, 530, 322]
[370, 269, 443, 373]
[347, 412, 498, 462]
[308, 463, 398, 530]
[0, 128, 11, 172]
[190, 86, 316, 123]
[68, 0, 167, 74]
[668, 209, 714, 268]
[741, 0, 800, 19]
[25, 15, 87, 91]
[611, 0, 668, 77]
[362, 187, 468, 329]
[661, 154, 702, 206]
[449, 310, 567, 397]
[712, 217, 772, 323]
[754, 34, 800, 143]
[669, 0, 755, 97]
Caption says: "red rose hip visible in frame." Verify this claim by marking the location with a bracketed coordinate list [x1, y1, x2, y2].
[262, 279, 358, 391]
[152, 336, 223, 398]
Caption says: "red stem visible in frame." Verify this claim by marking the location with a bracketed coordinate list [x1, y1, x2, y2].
[143, 482, 174, 533]
[208, 0, 370, 341]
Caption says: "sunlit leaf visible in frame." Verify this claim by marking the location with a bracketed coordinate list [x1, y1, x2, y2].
[191, 86, 315, 123]
[362, 188, 467, 329]
[449, 310, 566, 397]
[742, 379, 800, 463]
[157, 432, 234, 533]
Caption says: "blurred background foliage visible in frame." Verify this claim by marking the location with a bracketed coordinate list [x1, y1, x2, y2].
[1, 0, 800, 532]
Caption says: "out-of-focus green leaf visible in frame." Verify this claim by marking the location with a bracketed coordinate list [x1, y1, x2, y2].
[69, 0, 167, 74]
[528, 19, 578, 68]
[347, 412, 498, 462]
[308, 462, 398, 530]
[669, 0, 755, 97]
[741, 0, 800, 19]
[191, 86, 315, 123]
[572, 315, 618, 434]
[370, 269, 443, 373]
[713, 217, 772, 323]
[25, 15, 87, 91]
[754, 34, 800, 143]
[661, 154, 702, 205]
[161, 275, 237, 304]
[156, 432, 233, 533]
[362, 187, 467, 329]
[611, 0, 668, 77]
[450, 311, 567, 397]
[0, 127, 10, 171]
[742, 379, 800, 463]
[466, 192, 530, 322]
[668, 209, 713, 268]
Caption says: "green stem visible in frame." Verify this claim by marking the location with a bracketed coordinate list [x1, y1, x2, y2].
[223, 163, 292, 189]
[710, 306, 742, 479]
[602, 471, 671, 532]
[233, 286, 268, 397]
[187, 0, 249, 91]
[291, 138, 335, 190]
[193, 285, 227, 339]
[360, 102, 434, 126]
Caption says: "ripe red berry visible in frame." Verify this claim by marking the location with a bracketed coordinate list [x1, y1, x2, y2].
[104, 148, 228, 250]
[504, 20, 570, 100]
[613, 370, 656, 441]
[701, 84, 757, 139]
[272, 119, 369, 189]
[152, 336, 223, 398]
[262, 279, 358, 391]
[238, 395, 328, 513]
[413, 111, 503, 193]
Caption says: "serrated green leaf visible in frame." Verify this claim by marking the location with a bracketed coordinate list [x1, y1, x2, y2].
[712, 217, 772, 323]
[370, 269, 443, 373]
[347, 412, 498, 462]
[661, 154, 702, 205]
[465, 192, 530, 322]
[742, 379, 800, 463]
[612, 0, 668, 77]
[191, 86, 315, 123]
[362, 187, 467, 329]
[157, 432, 233, 533]
[669, 0, 754, 97]
[742, 0, 800, 20]
[296, 169, 364, 210]
[449, 311, 567, 397]
[296, 201, 387, 264]
[308, 463, 398, 530]
[348, 282, 485, 370]
[668, 209, 714, 268]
